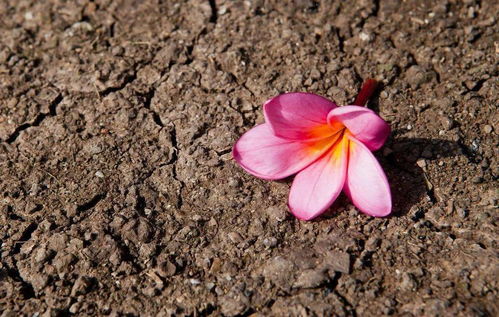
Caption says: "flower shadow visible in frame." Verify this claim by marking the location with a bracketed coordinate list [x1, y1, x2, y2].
[377, 135, 469, 217]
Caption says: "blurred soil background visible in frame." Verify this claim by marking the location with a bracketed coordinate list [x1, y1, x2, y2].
[0, 0, 498, 315]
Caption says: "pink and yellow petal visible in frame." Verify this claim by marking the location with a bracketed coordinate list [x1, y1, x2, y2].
[344, 135, 392, 217]
[233, 124, 340, 180]
[288, 135, 349, 220]
[264, 93, 338, 141]
[327, 105, 390, 151]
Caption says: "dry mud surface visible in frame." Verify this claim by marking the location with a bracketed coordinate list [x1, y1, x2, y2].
[0, 0, 498, 316]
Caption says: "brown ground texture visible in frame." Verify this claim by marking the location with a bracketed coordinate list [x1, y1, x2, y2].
[0, 0, 498, 316]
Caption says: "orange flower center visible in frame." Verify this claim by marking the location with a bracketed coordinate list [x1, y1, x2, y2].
[306, 120, 348, 155]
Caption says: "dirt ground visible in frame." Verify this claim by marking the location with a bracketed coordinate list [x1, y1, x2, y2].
[0, 0, 497, 315]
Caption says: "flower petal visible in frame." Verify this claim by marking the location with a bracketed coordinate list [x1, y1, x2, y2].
[264, 93, 338, 141]
[327, 105, 390, 151]
[233, 124, 339, 180]
[344, 136, 391, 217]
[288, 135, 348, 220]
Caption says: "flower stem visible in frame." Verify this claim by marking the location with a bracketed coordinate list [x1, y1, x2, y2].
[353, 78, 378, 107]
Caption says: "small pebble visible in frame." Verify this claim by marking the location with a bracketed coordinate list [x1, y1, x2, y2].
[464, 26, 474, 35]
[365, 237, 380, 252]
[205, 282, 215, 291]
[111, 46, 125, 56]
[457, 208, 467, 218]
[95, 171, 104, 178]
[69, 303, 80, 314]
[359, 32, 371, 42]
[215, 287, 224, 295]
[416, 103, 429, 112]
[400, 273, 417, 291]
[293, 269, 328, 289]
[228, 177, 241, 188]
[464, 80, 478, 90]
[467, 6, 475, 18]
[218, 6, 227, 15]
[483, 125, 493, 134]
[263, 237, 278, 248]
[383, 307, 395, 315]
[266, 206, 287, 222]
[406, 65, 432, 88]
[472, 176, 483, 184]
[416, 159, 427, 169]
[189, 278, 201, 285]
[440, 116, 454, 130]
[480, 159, 489, 168]
[471, 139, 480, 152]
[228, 232, 243, 244]
[348, 207, 359, 217]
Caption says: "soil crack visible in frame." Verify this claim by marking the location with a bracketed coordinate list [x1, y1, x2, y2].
[324, 272, 356, 315]
[170, 124, 184, 209]
[215, 148, 232, 156]
[76, 193, 107, 212]
[105, 229, 142, 272]
[208, 0, 218, 24]
[100, 73, 137, 97]
[141, 88, 163, 127]
[11, 222, 38, 255]
[2, 261, 36, 299]
[6, 222, 38, 299]
[5, 94, 63, 144]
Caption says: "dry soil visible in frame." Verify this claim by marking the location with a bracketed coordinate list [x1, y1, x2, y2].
[0, 0, 498, 316]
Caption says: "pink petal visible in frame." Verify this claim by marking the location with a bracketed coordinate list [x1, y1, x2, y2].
[327, 105, 390, 151]
[288, 136, 348, 220]
[263, 93, 338, 141]
[233, 124, 339, 180]
[344, 135, 391, 217]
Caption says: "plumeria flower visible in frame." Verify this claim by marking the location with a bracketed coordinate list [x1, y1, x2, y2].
[233, 79, 392, 220]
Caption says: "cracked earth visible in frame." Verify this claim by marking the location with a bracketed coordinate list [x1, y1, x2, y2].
[0, 0, 498, 316]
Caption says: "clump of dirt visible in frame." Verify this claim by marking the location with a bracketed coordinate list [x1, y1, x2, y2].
[0, 0, 497, 315]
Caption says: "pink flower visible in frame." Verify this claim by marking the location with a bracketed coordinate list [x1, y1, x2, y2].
[233, 80, 392, 220]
